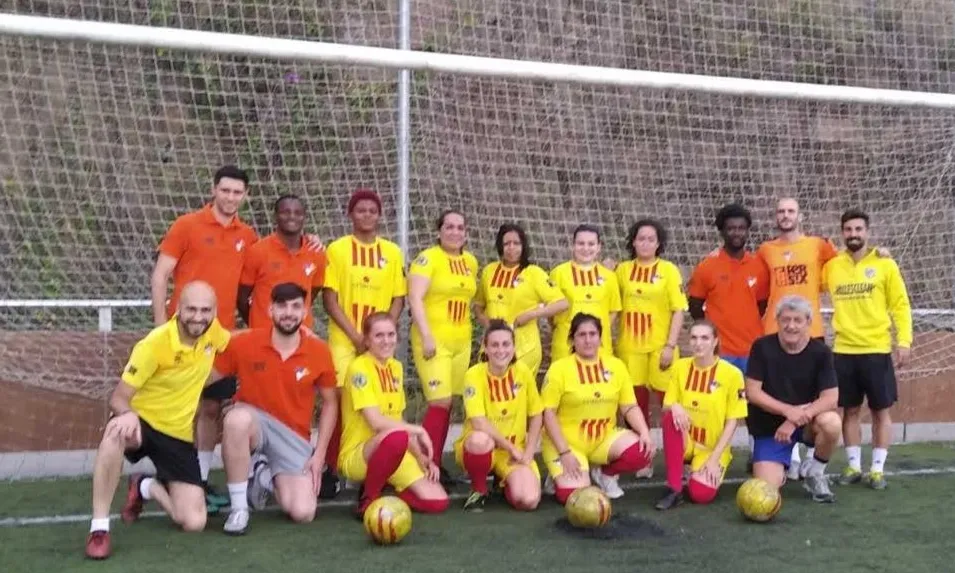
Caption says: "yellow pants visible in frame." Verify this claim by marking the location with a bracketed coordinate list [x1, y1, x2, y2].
[541, 428, 629, 479]
[453, 437, 542, 482]
[330, 343, 358, 388]
[338, 444, 425, 493]
[411, 337, 472, 401]
[622, 348, 679, 393]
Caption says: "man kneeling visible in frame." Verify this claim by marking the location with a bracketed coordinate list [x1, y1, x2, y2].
[213, 283, 338, 534]
[745, 295, 841, 502]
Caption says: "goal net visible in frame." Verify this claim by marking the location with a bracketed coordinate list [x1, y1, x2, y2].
[2, 1, 955, 481]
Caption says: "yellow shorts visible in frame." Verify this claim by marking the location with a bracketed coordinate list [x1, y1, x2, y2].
[541, 428, 630, 479]
[330, 343, 358, 388]
[623, 348, 679, 393]
[412, 338, 472, 401]
[683, 441, 731, 482]
[453, 439, 542, 483]
[338, 444, 425, 493]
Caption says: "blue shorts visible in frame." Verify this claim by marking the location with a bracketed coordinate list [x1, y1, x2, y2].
[752, 428, 813, 469]
[721, 355, 748, 373]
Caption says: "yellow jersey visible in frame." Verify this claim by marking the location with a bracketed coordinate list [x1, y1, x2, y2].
[549, 262, 622, 359]
[475, 262, 565, 359]
[822, 249, 913, 354]
[615, 258, 688, 355]
[121, 317, 231, 442]
[541, 354, 635, 448]
[663, 358, 747, 452]
[458, 361, 543, 450]
[409, 245, 479, 343]
[340, 353, 406, 455]
[324, 235, 407, 350]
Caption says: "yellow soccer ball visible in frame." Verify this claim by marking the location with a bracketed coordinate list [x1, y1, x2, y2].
[565, 486, 613, 528]
[736, 478, 782, 523]
[362, 496, 413, 545]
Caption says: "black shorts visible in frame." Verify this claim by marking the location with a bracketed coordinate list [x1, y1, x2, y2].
[201, 376, 237, 401]
[125, 418, 202, 486]
[834, 353, 897, 411]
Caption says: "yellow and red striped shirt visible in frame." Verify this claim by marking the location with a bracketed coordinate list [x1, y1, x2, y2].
[663, 357, 748, 452]
[615, 258, 688, 355]
[458, 361, 542, 450]
[409, 245, 479, 344]
[549, 261, 622, 360]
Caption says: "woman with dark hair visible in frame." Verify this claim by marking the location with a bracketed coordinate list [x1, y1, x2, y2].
[614, 219, 688, 480]
[548, 224, 622, 363]
[541, 313, 655, 503]
[474, 223, 568, 377]
[407, 209, 479, 483]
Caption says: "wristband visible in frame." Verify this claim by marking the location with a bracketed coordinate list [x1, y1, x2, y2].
[559, 449, 571, 456]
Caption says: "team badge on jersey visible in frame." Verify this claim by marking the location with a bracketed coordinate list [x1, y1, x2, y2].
[865, 267, 876, 279]
[602, 369, 612, 381]
[304, 263, 317, 276]
[125, 364, 138, 376]
[379, 257, 387, 268]
[416, 255, 428, 266]
[464, 385, 476, 398]
[235, 239, 246, 252]
[204, 343, 214, 356]
[295, 366, 310, 382]
[351, 373, 367, 389]
[709, 379, 720, 392]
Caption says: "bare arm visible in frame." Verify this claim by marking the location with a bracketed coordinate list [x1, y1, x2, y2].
[524, 414, 543, 456]
[150, 254, 177, 325]
[310, 387, 338, 464]
[621, 403, 651, 439]
[706, 418, 739, 463]
[236, 285, 253, 327]
[666, 309, 684, 348]
[322, 289, 363, 346]
[802, 387, 839, 419]
[387, 296, 405, 325]
[514, 299, 569, 327]
[542, 408, 571, 454]
[109, 381, 137, 416]
[688, 297, 705, 320]
[473, 301, 491, 329]
[407, 275, 434, 341]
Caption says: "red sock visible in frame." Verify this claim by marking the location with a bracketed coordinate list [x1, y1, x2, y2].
[635, 386, 651, 426]
[324, 416, 342, 473]
[422, 405, 451, 466]
[687, 478, 718, 504]
[398, 489, 449, 514]
[555, 486, 578, 506]
[662, 411, 686, 493]
[602, 442, 652, 476]
[364, 431, 409, 499]
[462, 450, 492, 494]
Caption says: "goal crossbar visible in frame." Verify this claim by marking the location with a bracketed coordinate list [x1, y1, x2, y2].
[3, 13, 955, 109]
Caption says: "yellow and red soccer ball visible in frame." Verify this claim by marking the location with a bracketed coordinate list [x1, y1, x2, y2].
[565, 486, 613, 528]
[362, 496, 413, 545]
[736, 478, 782, 523]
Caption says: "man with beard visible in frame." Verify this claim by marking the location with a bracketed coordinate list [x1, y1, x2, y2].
[687, 203, 770, 372]
[214, 283, 338, 535]
[823, 209, 912, 490]
[86, 281, 231, 559]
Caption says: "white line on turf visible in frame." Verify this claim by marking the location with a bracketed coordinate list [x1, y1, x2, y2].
[3, 465, 953, 528]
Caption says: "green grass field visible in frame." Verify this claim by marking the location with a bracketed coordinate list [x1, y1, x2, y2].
[2, 443, 954, 573]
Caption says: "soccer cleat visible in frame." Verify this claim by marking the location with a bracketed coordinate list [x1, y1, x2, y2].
[655, 489, 684, 511]
[223, 509, 250, 536]
[247, 459, 272, 511]
[463, 490, 488, 512]
[85, 530, 111, 560]
[803, 474, 836, 503]
[542, 475, 556, 496]
[634, 466, 654, 480]
[353, 484, 372, 521]
[590, 467, 624, 499]
[318, 466, 341, 500]
[867, 472, 888, 490]
[121, 473, 145, 524]
[837, 467, 863, 486]
[745, 457, 754, 476]
[203, 481, 230, 513]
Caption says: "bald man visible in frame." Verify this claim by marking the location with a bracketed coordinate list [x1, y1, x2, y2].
[85, 281, 232, 560]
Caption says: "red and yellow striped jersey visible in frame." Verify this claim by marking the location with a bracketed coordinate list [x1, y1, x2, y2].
[541, 353, 635, 447]
[459, 361, 542, 450]
[409, 245, 479, 343]
[324, 235, 407, 349]
[615, 258, 688, 355]
[339, 353, 406, 455]
[662, 357, 748, 451]
[549, 262, 622, 360]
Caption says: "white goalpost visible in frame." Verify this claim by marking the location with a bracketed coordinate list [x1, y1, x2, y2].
[3, 4, 955, 482]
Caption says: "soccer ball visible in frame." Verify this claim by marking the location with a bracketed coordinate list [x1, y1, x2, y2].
[362, 496, 413, 545]
[565, 486, 612, 528]
[736, 478, 782, 523]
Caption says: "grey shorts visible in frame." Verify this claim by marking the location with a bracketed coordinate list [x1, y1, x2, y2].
[247, 405, 314, 476]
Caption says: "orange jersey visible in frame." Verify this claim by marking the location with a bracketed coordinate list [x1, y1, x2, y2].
[213, 328, 337, 440]
[687, 249, 769, 358]
[324, 235, 407, 349]
[158, 204, 258, 329]
[239, 234, 328, 329]
[758, 236, 838, 337]
[615, 258, 688, 354]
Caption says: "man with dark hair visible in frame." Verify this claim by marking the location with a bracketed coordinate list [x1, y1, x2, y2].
[214, 282, 338, 535]
[823, 209, 912, 490]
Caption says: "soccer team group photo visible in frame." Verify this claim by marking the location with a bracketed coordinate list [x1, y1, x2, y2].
[82, 165, 913, 559]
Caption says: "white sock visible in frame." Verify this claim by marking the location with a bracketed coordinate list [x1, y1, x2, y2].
[805, 447, 815, 461]
[845, 445, 862, 472]
[198, 451, 213, 482]
[139, 477, 155, 500]
[228, 482, 248, 511]
[871, 448, 888, 474]
[748, 436, 755, 452]
[808, 455, 827, 478]
[90, 517, 110, 533]
[790, 446, 802, 465]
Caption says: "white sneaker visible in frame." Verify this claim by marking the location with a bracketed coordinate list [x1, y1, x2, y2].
[223, 508, 249, 535]
[543, 475, 556, 495]
[634, 467, 654, 480]
[590, 467, 624, 499]
[797, 458, 813, 480]
[247, 460, 272, 511]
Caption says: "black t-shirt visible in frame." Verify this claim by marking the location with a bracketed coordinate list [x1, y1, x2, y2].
[744, 335, 838, 437]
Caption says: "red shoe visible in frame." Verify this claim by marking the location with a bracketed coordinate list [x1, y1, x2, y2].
[85, 530, 111, 559]
[121, 474, 145, 524]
